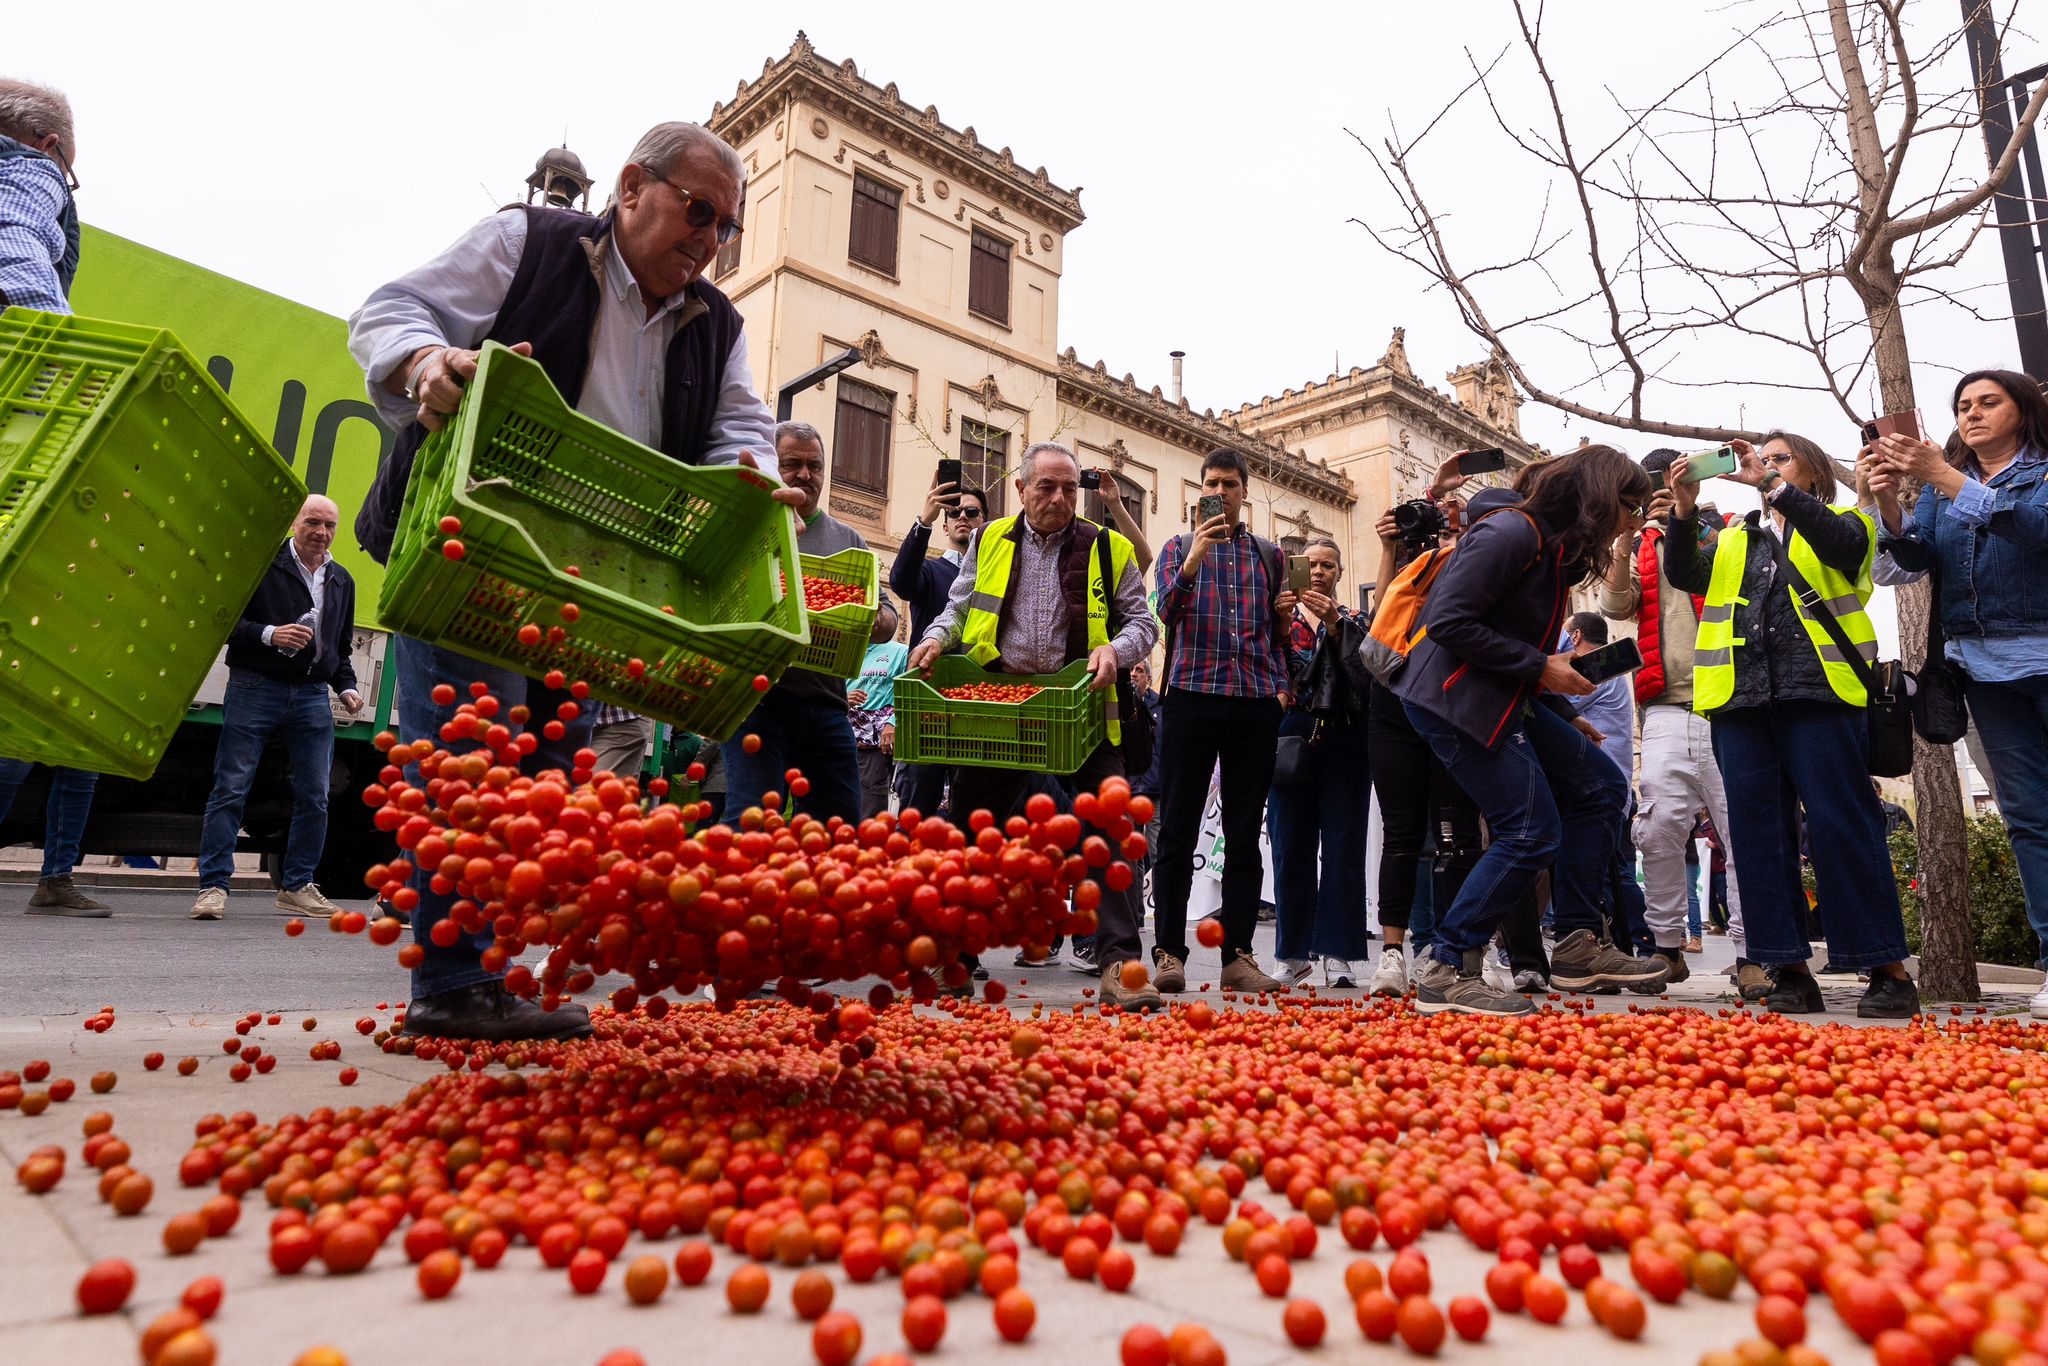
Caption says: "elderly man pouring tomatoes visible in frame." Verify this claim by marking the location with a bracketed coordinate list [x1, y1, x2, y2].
[907, 441, 1161, 1008]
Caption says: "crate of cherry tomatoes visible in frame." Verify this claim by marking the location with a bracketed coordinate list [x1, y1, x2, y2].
[893, 655, 1105, 774]
[789, 546, 880, 677]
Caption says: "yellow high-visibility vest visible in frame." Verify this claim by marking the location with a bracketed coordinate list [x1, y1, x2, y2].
[1693, 507, 1878, 712]
[959, 515, 1138, 742]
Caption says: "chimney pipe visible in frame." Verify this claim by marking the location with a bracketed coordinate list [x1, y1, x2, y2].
[1170, 350, 1185, 403]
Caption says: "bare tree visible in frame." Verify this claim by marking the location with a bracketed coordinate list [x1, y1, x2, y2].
[1359, 0, 2047, 998]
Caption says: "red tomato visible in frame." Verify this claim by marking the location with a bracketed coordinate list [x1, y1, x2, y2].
[417, 1249, 462, 1300]
[1396, 1296, 1447, 1356]
[1524, 1275, 1569, 1324]
[675, 1241, 714, 1286]
[567, 1247, 607, 1295]
[1283, 1299, 1326, 1346]
[1448, 1295, 1490, 1342]
[993, 1288, 1036, 1343]
[1121, 1324, 1171, 1366]
[75, 1259, 134, 1315]
[901, 1295, 947, 1352]
[1486, 1261, 1531, 1312]
[1757, 1294, 1808, 1347]
[812, 1310, 863, 1366]
[179, 1276, 224, 1321]
[623, 1255, 668, 1306]
[1356, 1289, 1400, 1342]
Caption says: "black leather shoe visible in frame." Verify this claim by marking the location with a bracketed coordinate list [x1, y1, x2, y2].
[1857, 971, 1921, 1020]
[403, 981, 593, 1041]
[1764, 966, 1825, 1014]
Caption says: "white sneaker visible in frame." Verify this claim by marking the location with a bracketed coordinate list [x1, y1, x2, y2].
[190, 887, 227, 921]
[1482, 954, 1514, 993]
[2031, 980, 2048, 1020]
[1277, 958, 1314, 988]
[276, 884, 342, 916]
[1370, 949, 1408, 997]
[1323, 958, 1358, 988]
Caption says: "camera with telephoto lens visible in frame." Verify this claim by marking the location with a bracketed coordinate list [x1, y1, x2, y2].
[1391, 498, 1449, 546]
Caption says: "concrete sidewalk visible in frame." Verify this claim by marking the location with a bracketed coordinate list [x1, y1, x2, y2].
[2, 891, 2035, 1365]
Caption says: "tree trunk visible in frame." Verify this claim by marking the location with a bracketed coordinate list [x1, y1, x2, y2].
[1860, 267, 1981, 1001]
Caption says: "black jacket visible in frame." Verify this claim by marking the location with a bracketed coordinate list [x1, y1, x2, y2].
[1391, 489, 1574, 748]
[225, 543, 359, 695]
[1664, 487, 1869, 714]
[888, 520, 963, 643]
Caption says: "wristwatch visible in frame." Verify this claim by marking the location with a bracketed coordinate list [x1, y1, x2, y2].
[1758, 469, 1783, 496]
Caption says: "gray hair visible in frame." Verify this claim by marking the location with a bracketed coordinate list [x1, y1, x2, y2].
[0, 79, 74, 163]
[621, 122, 744, 194]
[773, 420, 823, 452]
[1018, 441, 1077, 484]
[1305, 535, 1342, 564]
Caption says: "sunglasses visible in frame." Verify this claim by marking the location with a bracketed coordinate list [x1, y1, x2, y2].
[645, 172, 743, 246]
[946, 505, 984, 521]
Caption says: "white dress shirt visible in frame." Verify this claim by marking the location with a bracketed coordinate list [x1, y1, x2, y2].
[346, 208, 777, 466]
[260, 543, 330, 647]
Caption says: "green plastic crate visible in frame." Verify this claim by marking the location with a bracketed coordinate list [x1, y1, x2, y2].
[0, 308, 305, 778]
[790, 546, 878, 678]
[379, 341, 807, 740]
[892, 655, 1106, 774]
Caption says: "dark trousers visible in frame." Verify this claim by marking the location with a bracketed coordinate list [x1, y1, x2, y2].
[1710, 701, 1907, 970]
[1498, 890, 1550, 976]
[1265, 714, 1372, 961]
[0, 759, 98, 880]
[855, 746, 893, 821]
[1966, 674, 2048, 966]
[948, 740, 1141, 967]
[1606, 806, 1653, 955]
[1708, 869, 1729, 928]
[198, 672, 334, 890]
[1367, 683, 1478, 935]
[1406, 699, 1628, 965]
[1152, 691, 1284, 960]
[897, 761, 949, 820]
[719, 689, 861, 827]
[394, 633, 591, 999]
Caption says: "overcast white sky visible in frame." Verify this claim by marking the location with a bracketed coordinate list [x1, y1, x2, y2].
[23, 1, 2045, 648]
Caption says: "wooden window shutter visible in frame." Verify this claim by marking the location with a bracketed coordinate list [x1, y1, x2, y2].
[968, 228, 1011, 324]
[831, 377, 894, 495]
[848, 172, 901, 275]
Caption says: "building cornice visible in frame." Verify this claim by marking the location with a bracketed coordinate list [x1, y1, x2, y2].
[1224, 364, 1544, 463]
[709, 32, 1086, 236]
[1056, 351, 1354, 508]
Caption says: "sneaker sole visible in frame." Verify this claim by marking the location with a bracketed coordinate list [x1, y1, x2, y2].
[1418, 995, 1533, 1017]
[25, 905, 111, 917]
[1553, 970, 1669, 993]
[190, 912, 223, 921]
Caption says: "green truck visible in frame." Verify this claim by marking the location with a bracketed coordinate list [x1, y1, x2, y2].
[0, 228, 399, 887]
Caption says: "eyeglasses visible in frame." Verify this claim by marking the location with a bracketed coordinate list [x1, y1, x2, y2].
[48, 145, 78, 193]
[1766, 453, 1798, 467]
[645, 172, 743, 246]
[947, 505, 984, 521]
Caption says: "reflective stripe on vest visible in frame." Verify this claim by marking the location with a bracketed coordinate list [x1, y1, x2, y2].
[1691, 507, 1877, 713]
[958, 515, 1137, 743]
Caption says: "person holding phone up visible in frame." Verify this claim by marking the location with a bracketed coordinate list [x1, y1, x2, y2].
[1664, 433, 1919, 1018]
[1865, 371, 2048, 1018]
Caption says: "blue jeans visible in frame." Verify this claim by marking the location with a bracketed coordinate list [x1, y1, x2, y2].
[1608, 807, 1653, 955]
[1710, 700, 1907, 970]
[0, 758, 98, 879]
[719, 688, 861, 827]
[199, 673, 335, 890]
[1408, 861, 1436, 953]
[1965, 673, 2048, 967]
[1405, 699, 1628, 966]
[1265, 717, 1372, 961]
[393, 633, 592, 999]
[1686, 860, 1703, 940]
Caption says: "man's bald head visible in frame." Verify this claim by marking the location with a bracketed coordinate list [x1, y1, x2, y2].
[292, 495, 338, 565]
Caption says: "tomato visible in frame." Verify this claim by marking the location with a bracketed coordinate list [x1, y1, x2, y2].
[812, 1310, 863, 1366]
[469, 1228, 507, 1269]
[1559, 1243, 1601, 1289]
[320, 1220, 377, 1274]
[676, 1241, 714, 1287]
[791, 1269, 834, 1320]
[75, 1259, 133, 1315]
[154, 1328, 217, 1366]
[1524, 1275, 1569, 1324]
[162, 1211, 207, 1256]
[1448, 1295, 1490, 1342]
[1255, 1253, 1291, 1297]
[1063, 1234, 1101, 1281]
[1389, 1249, 1432, 1299]
[1757, 1294, 1808, 1347]
[1099, 1246, 1136, 1292]
[1599, 1286, 1647, 1340]
[1283, 1298, 1326, 1346]
[270, 1226, 317, 1274]
[994, 1287, 1036, 1343]
[1838, 1276, 1908, 1343]
[180, 1276, 224, 1321]
[1486, 1260, 1531, 1312]
[140, 1309, 204, 1363]
[726, 1264, 770, 1312]
[1122, 1324, 1172, 1366]
[1873, 1328, 1935, 1366]
[902, 1294, 947, 1352]
[1356, 1289, 1400, 1342]
[1196, 918, 1225, 949]
[1396, 1296, 1447, 1355]
[109, 1172, 152, 1216]
[417, 1249, 462, 1300]
[980, 1254, 1019, 1297]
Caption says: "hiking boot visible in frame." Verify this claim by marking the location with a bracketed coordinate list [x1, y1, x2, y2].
[1550, 928, 1670, 993]
[1653, 946, 1690, 985]
[1370, 948, 1409, 997]
[1857, 971, 1921, 1020]
[1411, 953, 1457, 1005]
[1099, 962, 1164, 1012]
[1732, 958, 1772, 1002]
[1414, 950, 1534, 1016]
[25, 876, 109, 917]
[1220, 949, 1287, 994]
[1276, 958, 1314, 988]
[1151, 948, 1186, 994]
[402, 980, 593, 1041]
[1764, 965, 1825, 1014]
[1322, 958, 1358, 989]
[190, 887, 227, 921]
[276, 884, 342, 916]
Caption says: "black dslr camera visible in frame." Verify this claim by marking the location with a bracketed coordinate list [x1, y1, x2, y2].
[1391, 498, 1449, 547]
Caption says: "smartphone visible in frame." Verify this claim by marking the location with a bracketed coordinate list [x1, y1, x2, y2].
[1457, 447, 1508, 476]
[1287, 555, 1312, 594]
[1677, 445, 1738, 482]
[1860, 410, 1927, 446]
[936, 457, 963, 489]
[1572, 637, 1644, 685]
[1196, 494, 1225, 525]
[1079, 469, 1102, 490]
[1648, 468, 1667, 492]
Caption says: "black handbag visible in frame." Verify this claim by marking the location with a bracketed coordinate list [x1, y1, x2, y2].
[1272, 731, 1315, 786]
[1912, 567, 1970, 745]
[1768, 531, 1913, 778]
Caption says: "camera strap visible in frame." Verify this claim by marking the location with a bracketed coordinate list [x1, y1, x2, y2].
[1762, 525, 1884, 699]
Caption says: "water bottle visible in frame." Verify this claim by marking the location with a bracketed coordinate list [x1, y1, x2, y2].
[278, 608, 318, 658]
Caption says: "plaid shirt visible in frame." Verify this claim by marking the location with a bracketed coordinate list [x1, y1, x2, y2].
[1152, 529, 1290, 698]
[0, 154, 71, 313]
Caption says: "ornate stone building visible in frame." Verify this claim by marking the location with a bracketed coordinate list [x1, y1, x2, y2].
[705, 34, 1536, 621]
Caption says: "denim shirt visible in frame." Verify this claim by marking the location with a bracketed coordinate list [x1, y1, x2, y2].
[1882, 450, 2048, 651]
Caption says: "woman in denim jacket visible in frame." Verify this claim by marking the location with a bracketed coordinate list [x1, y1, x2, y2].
[1869, 370, 2048, 1016]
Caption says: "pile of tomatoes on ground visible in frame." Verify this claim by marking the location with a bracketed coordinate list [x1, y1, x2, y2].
[936, 683, 1045, 704]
